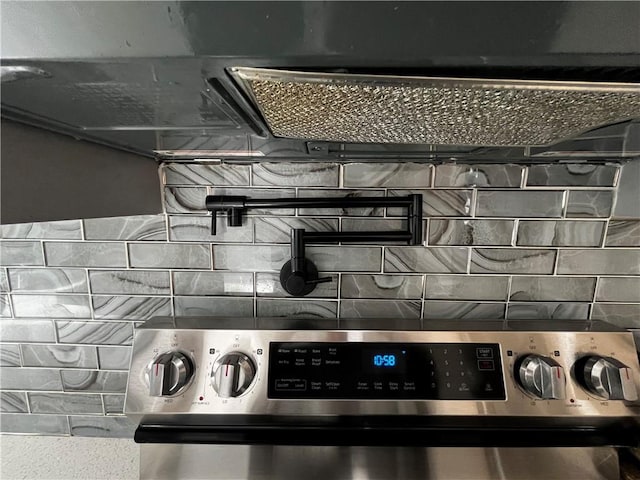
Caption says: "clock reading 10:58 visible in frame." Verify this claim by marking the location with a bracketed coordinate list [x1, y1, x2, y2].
[373, 354, 396, 367]
[363, 349, 406, 373]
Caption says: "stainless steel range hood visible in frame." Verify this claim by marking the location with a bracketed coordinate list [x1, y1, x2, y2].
[2, 1, 640, 161]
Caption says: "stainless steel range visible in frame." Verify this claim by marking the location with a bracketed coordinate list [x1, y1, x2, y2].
[125, 317, 640, 479]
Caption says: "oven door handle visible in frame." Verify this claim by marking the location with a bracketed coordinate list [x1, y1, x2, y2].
[134, 416, 640, 448]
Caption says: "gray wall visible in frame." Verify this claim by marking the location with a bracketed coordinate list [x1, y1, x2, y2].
[1, 120, 161, 224]
[0, 160, 638, 437]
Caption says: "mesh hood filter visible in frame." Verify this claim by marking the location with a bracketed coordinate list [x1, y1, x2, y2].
[231, 67, 640, 146]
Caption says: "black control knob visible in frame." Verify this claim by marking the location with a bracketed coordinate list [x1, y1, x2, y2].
[516, 354, 566, 399]
[576, 356, 638, 401]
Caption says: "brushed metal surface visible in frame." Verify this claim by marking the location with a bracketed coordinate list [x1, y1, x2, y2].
[140, 444, 619, 480]
[125, 323, 640, 419]
[231, 67, 640, 146]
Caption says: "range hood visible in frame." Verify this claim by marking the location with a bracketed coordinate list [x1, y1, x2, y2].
[1, 1, 640, 162]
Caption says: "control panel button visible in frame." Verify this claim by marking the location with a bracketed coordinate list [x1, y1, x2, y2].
[577, 355, 638, 401]
[148, 351, 194, 397]
[211, 352, 256, 398]
[516, 354, 566, 400]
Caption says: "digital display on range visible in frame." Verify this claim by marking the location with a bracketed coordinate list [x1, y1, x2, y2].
[268, 342, 505, 400]
[364, 350, 406, 373]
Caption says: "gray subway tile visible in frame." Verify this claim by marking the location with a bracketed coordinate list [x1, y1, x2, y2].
[0, 345, 21, 367]
[84, 215, 167, 241]
[164, 163, 250, 186]
[8, 268, 88, 293]
[476, 191, 564, 217]
[256, 272, 338, 298]
[61, 370, 128, 393]
[435, 164, 522, 187]
[11, 294, 91, 318]
[307, 246, 382, 272]
[507, 303, 591, 320]
[613, 160, 640, 219]
[1, 392, 28, 413]
[0, 220, 82, 240]
[429, 219, 514, 246]
[0, 320, 56, 343]
[341, 218, 407, 233]
[210, 187, 296, 215]
[56, 321, 133, 346]
[28, 393, 103, 415]
[510, 277, 596, 302]
[89, 270, 170, 295]
[0, 241, 44, 266]
[253, 163, 339, 187]
[0, 294, 10, 317]
[213, 245, 289, 271]
[257, 299, 337, 318]
[170, 215, 253, 243]
[339, 300, 421, 319]
[92, 296, 172, 320]
[1, 414, 69, 435]
[21, 345, 98, 368]
[566, 191, 613, 218]
[0, 368, 63, 391]
[557, 249, 640, 275]
[517, 221, 605, 247]
[388, 190, 472, 217]
[297, 189, 385, 216]
[174, 296, 254, 316]
[97, 347, 131, 371]
[103, 395, 125, 415]
[423, 301, 506, 319]
[45, 242, 126, 267]
[255, 217, 338, 243]
[0, 269, 8, 291]
[341, 274, 423, 299]
[344, 163, 431, 188]
[471, 248, 556, 274]
[69, 415, 136, 438]
[164, 186, 208, 214]
[385, 247, 468, 273]
[174, 271, 253, 296]
[527, 164, 617, 187]
[605, 220, 640, 247]
[591, 303, 640, 329]
[596, 277, 640, 302]
[425, 275, 508, 301]
[129, 243, 211, 269]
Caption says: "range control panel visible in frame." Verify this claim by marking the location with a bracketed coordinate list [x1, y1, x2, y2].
[268, 342, 505, 400]
[124, 322, 640, 418]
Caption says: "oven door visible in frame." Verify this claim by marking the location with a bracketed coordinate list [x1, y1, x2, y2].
[140, 444, 621, 480]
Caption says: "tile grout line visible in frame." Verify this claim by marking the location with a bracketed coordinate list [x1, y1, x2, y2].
[552, 248, 560, 276]
[520, 166, 528, 189]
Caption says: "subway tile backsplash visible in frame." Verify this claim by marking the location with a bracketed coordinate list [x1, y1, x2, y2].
[0, 160, 638, 438]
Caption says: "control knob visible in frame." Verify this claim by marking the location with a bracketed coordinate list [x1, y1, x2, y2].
[148, 351, 194, 397]
[516, 354, 566, 399]
[211, 352, 256, 398]
[577, 356, 638, 401]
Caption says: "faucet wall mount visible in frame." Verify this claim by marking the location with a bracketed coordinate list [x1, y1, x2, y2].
[206, 194, 423, 297]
